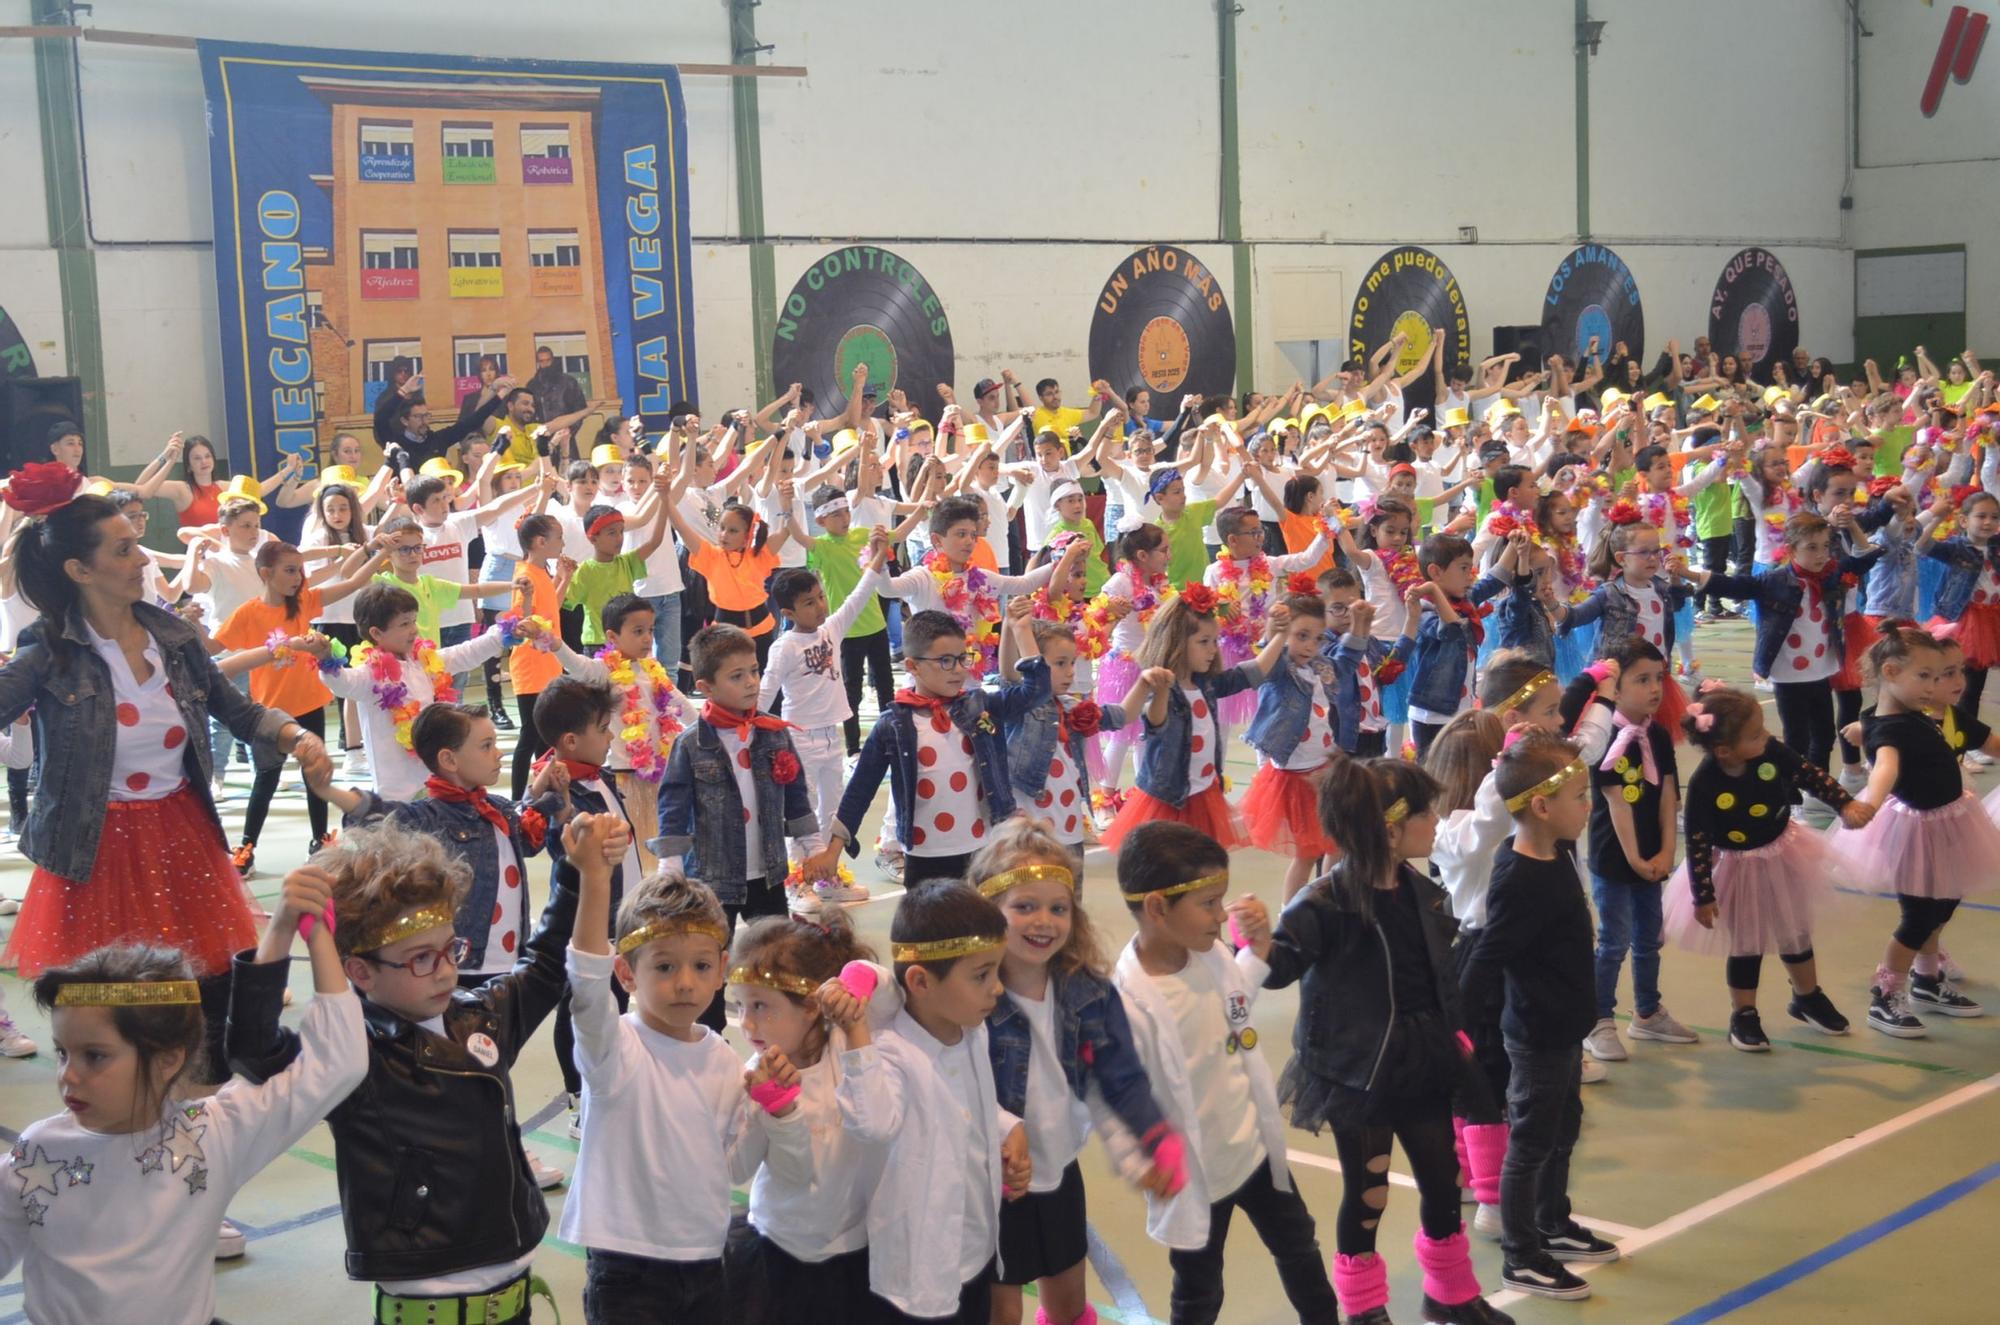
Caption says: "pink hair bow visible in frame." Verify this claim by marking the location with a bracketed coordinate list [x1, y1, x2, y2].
[1685, 702, 1716, 733]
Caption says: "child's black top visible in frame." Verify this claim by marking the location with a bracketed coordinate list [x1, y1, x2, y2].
[1863, 708, 1987, 811]
[1459, 839, 1596, 1049]
[1682, 738, 1851, 907]
[1586, 719, 1677, 885]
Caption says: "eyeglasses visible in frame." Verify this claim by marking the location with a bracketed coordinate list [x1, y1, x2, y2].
[364, 936, 470, 977]
[390, 544, 423, 556]
[912, 650, 983, 672]
[1624, 547, 1664, 559]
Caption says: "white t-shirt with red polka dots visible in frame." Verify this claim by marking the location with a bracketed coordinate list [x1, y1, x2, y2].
[88, 623, 191, 802]
[910, 716, 987, 856]
[1629, 581, 1667, 649]
[1344, 633, 1388, 734]
[714, 729, 766, 882]
[465, 822, 526, 978]
[1972, 562, 2000, 610]
[1030, 704, 1090, 844]
[1181, 688, 1219, 796]
[1773, 589, 1837, 683]
[1280, 671, 1337, 772]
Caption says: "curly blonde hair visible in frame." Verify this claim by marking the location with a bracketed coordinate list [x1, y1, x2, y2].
[966, 817, 1108, 978]
[317, 825, 470, 958]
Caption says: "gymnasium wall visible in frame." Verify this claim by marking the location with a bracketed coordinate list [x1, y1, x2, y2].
[0, 0, 1864, 469]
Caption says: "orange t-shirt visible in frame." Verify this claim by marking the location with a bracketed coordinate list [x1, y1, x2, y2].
[511, 562, 563, 695]
[970, 538, 999, 571]
[1280, 510, 1335, 580]
[216, 588, 331, 716]
[689, 539, 780, 635]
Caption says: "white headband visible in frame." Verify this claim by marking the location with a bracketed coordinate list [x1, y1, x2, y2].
[1051, 481, 1084, 505]
[813, 496, 851, 519]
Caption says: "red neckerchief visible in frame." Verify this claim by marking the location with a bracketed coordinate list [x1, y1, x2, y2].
[1450, 598, 1490, 646]
[701, 701, 795, 740]
[895, 687, 957, 733]
[424, 776, 510, 835]
[532, 749, 603, 783]
[1790, 559, 1839, 608]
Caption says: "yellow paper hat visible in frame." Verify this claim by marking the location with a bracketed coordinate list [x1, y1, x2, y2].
[493, 458, 530, 475]
[1642, 392, 1673, 414]
[1762, 385, 1789, 406]
[590, 443, 625, 468]
[1691, 393, 1721, 413]
[80, 477, 115, 497]
[1486, 398, 1521, 423]
[320, 464, 361, 490]
[219, 474, 267, 514]
[1599, 388, 1626, 411]
[1339, 399, 1369, 420]
[418, 457, 465, 485]
[906, 417, 935, 435]
[1300, 405, 1330, 430]
[1440, 407, 1470, 429]
[1271, 417, 1299, 434]
[964, 421, 992, 443]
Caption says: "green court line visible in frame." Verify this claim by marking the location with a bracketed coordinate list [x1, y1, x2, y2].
[286, 1145, 338, 1173]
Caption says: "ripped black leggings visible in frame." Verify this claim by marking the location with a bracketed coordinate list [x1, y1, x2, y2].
[1327, 1103, 1463, 1255]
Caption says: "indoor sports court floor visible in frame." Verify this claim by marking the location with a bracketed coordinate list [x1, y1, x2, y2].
[0, 616, 1993, 1323]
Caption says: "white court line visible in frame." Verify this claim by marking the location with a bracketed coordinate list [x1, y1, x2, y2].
[1287, 1146, 1422, 1192]
[1486, 1071, 2000, 1307]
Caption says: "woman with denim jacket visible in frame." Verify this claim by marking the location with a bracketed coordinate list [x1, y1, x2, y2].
[972, 819, 1183, 1325]
[1098, 587, 1290, 853]
[0, 478, 328, 1072]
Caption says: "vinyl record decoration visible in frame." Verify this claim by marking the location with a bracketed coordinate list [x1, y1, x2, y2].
[1541, 244, 1645, 368]
[1348, 246, 1470, 414]
[1088, 245, 1235, 424]
[772, 246, 955, 423]
[1707, 247, 1799, 380]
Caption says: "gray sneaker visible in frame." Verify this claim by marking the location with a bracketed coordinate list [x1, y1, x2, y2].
[1583, 1018, 1627, 1061]
[1630, 1005, 1700, 1044]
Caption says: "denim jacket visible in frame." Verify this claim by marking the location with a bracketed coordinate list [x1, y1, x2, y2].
[1134, 663, 1262, 807]
[344, 788, 562, 969]
[0, 601, 290, 881]
[1245, 658, 1340, 766]
[1408, 574, 1507, 715]
[986, 966, 1166, 1157]
[836, 658, 1052, 854]
[1560, 575, 1696, 659]
[1490, 571, 1557, 669]
[1325, 631, 1412, 752]
[1004, 690, 1129, 806]
[1922, 535, 2000, 623]
[657, 721, 818, 901]
[1706, 550, 1884, 679]
[1864, 520, 1919, 617]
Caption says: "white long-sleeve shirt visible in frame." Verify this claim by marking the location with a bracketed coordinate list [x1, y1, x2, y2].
[0, 990, 365, 1325]
[322, 631, 505, 799]
[1431, 772, 1512, 929]
[758, 565, 886, 725]
[880, 559, 1055, 614]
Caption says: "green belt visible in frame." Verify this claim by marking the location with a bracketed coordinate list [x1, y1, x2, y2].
[373, 1272, 558, 1325]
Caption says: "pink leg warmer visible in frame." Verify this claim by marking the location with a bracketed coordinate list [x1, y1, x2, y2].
[1452, 1115, 1471, 1188]
[1462, 1122, 1510, 1207]
[1333, 1252, 1390, 1316]
[1875, 963, 1903, 994]
[1414, 1228, 1484, 1307]
[1034, 1307, 1097, 1325]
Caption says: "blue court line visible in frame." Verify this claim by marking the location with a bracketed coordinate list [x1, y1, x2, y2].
[1835, 885, 2000, 914]
[1086, 1221, 1153, 1323]
[1664, 1160, 2000, 1323]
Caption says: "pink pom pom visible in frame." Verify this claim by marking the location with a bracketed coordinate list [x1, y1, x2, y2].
[1227, 914, 1245, 949]
[838, 960, 877, 1003]
[297, 906, 336, 942]
[748, 1078, 802, 1115]
[1150, 1130, 1189, 1195]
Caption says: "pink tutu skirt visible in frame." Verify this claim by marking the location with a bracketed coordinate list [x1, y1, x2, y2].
[1090, 650, 1144, 783]
[1824, 792, 2000, 900]
[1217, 635, 1258, 727]
[1663, 822, 1834, 957]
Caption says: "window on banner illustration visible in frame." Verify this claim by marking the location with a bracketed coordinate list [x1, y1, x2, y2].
[363, 340, 423, 412]
[454, 335, 510, 404]
[528, 230, 583, 297]
[441, 123, 496, 185]
[358, 121, 413, 183]
[361, 231, 420, 300]
[538, 331, 592, 396]
[520, 124, 573, 185]
[448, 232, 504, 299]
[305, 290, 327, 330]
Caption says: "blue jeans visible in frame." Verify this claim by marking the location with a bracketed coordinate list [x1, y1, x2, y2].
[1591, 873, 1663, 1020]
[645, 591, 683, 681]
[884, 596, 903, 654]
[210, 671, 251, 773]
[476, 552, 517, 610]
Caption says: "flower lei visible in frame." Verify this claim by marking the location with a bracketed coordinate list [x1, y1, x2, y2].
[1116, 562, 1176, 627]
[598, 646, 683, 781]
[352, 639, 456, 751]
[265, 628, 298, 669]
[1548, 532, 1593, 604]
[923, 549, 999, 676]
[1211, 552, 1274, 652]
[1637, 486, 1694, 550]
[1484, 501, 1542, 543]
[1383, 547, 1425, 601]
[497, 609, 557, 652]
[1031, 588, 1114, 661]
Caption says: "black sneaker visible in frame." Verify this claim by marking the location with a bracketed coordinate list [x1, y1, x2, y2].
[1347, 1310, 1392, 1325]
[1421, 1293, 1514, 1324]
[1786, 986, 1850, 1035]
[1911, 972, 1985, 1017]
[1542, 1221, 1621, 1263]
[1728, 1007, 1772, 1053]
[491, 706, 516, 731]
[1501, 1253, 1592, 1300]
[1867, 984, 1927, 1039]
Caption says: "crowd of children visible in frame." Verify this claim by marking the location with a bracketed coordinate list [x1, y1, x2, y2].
[0, 341, 1996, 1323]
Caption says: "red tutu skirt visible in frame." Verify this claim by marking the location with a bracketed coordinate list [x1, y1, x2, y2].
[1929, 601, 2000, 671]
[1656, 672, 1689, 744]
[1099, 782, 1247, 854]
[1831, 611, 1877, 692]
[1824, 791, 2000, 900]
[1663, 822, 1839, 957]
[3, 786, 257, 978]
[1242, 762, 1336, 857]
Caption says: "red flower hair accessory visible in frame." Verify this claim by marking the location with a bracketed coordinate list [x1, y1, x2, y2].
[1286, 571, 1318, 595]
[1818, 445, 1859, 472]
[770, 750, 801, 785]
[1606, 500, 1643, 526]
[1486, 511, 1518, 539]
[2, 462, 84, 516]
[1951, 484, 1981, 510]
[1180, 582, 1218, 613]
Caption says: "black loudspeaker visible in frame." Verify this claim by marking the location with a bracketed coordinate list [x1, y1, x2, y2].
[1490, 325, 1543, 373]
[1, 377, 85, 474]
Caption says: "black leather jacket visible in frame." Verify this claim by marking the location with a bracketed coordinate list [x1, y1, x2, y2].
[1262, 863, 1465, 1092]
[227, 867, 579, 1283]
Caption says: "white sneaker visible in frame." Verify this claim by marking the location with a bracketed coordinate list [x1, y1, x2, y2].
[788, 885, 823, 917]
[1838, 765, 1870, 797]
[0, 897, 18, 916]
[815, 877, 870, 905]
[1583, 1018, 1628, 1062]
[524, 1148, 565, 1190]
[0, 1016, 36, 1058]
[1630, 1005, 1700, 1044]
[215, 1219, 246, 1260]
[1473, 1202, 1503, 1239]
[1752, 677, 1774, 693]
[1968, 750, 1994, 768]
[1579, 1056, 1608, 1084]
[347, 747, 372, 779]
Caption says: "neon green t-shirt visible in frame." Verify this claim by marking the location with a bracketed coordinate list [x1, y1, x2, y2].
[565, 552, 645, 645]
[1162, 499, 1217, 585]
[1049, 514, 1109, 596]
[373, 572, 460, 645]
[808, 530, 885, 638]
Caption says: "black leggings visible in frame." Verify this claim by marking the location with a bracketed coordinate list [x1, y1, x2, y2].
[1725, 949, 1813, 991]
[1966, 664, 1991, 720]
[242, 707, 327, 847]
[1773, 680, 1835, 776]
[318, 623, 362, 748]
[7, 764, 28, 826]
[510, 689, 551, 802]
[1327, 1103, 1463, 1255]
[1699, 535, 1735, 613]
[1835, 685, 1864, 766]
[1894, 895, 1961, 952]
[477, 606, 506, 712]
[841, 628, 895, 754]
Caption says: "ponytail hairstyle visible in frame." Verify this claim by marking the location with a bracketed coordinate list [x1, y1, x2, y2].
[1866, 616, 1946, 684]
[1587, 507, 1656, 580]
[255, 539, 305, 622]
[1314, 757, 1440, 920]
[1360, 496, 1416, 551]
[15, 492, 126, 658]
[730, 905, 876, 1067]
[1681, 684, 1761, 751]
[967, 817, 1108, 979]
[719, 499, 768, 553]
[1282, 473, 1321, 515]
[1423, 707, 1506, 814]
[1136, 592, 1220, 677]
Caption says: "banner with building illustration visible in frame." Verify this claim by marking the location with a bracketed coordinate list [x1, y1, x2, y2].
[198, 40, 695, 486]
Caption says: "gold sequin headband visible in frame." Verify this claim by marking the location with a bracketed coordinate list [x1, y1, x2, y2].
[358, 904, 456, 954]
[891, 935, 1006, 964]
[1384, 798, 1411, 825]
[1493, 670, 1555, 717]
[617, 920, 731, 956]
[53, 980, 200, 1008]
[1120, 870, 1227, 904]
[1504, 758, 1587, 813]
[976, 864, 1075, 898]
[728, 965, 820, 998]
